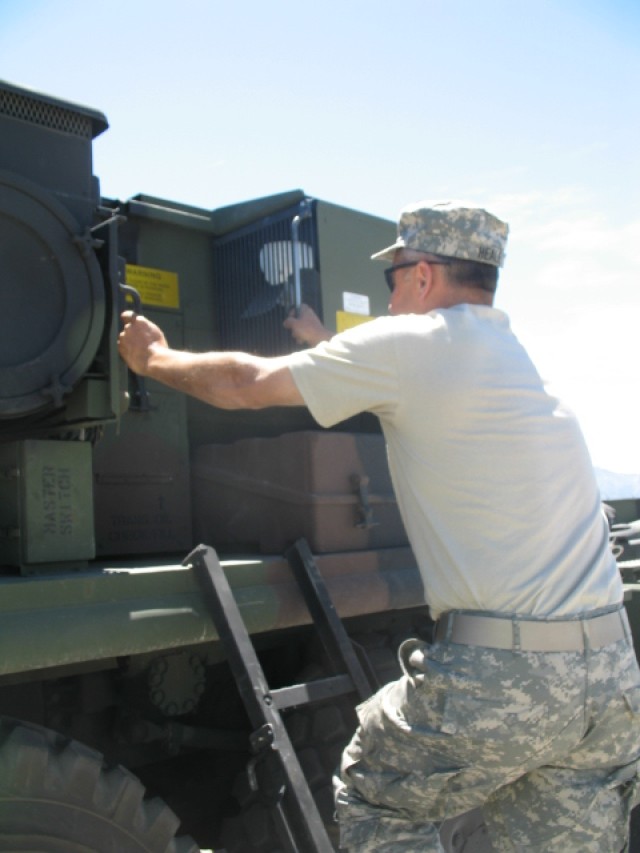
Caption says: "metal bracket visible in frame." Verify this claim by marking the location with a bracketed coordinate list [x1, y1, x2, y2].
[352, 474, 380, 531]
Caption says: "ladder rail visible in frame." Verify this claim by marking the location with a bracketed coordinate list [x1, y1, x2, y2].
[188, 544, 336, 853]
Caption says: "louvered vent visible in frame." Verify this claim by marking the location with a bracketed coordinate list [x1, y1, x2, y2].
[0, 88, 93, 138]
[213, 202, 322, 356]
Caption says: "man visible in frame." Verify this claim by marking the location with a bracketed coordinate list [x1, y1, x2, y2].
[119, 201, 640, 852]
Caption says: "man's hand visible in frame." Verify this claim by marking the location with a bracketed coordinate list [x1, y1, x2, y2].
[283, 304, 331, 346]
[118, 311, 168, 376]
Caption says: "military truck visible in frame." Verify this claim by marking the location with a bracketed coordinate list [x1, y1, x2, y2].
[0, 79, 638, 852]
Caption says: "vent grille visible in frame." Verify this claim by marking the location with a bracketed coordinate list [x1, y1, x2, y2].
[0, 89, 93, 138]
[213, 203, 322, 356]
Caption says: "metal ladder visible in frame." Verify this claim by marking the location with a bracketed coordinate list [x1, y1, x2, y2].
[187, 538, 376, 853]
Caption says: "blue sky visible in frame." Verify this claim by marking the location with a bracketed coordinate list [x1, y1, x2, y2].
[2, 0, 639, 476]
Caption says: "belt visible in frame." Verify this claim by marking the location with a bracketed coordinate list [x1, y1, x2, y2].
[434, 607, 630, 652]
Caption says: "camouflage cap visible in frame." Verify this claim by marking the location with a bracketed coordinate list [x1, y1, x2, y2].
[372, 201, 509, 267]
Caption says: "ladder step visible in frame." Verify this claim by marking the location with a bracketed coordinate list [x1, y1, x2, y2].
[271, 673, 355, 710]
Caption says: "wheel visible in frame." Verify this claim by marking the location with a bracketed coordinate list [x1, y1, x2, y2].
[0, 717, 199, 852]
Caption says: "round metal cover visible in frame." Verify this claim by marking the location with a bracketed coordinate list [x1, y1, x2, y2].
[0, 171, 105, 418]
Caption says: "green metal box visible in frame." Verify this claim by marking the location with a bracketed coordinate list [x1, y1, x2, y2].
[314, 199, 395, 333]
[0, 439, 95, 571]
[0, 79, 107, 231]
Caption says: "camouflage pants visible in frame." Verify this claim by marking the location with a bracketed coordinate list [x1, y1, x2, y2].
[334, 612, 640, 852]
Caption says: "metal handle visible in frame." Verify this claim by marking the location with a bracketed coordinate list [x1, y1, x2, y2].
[291, 200, 312, 316]
[119, 282, 152, 412]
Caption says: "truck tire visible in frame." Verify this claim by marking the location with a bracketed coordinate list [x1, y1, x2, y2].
[0, 717, 199, 853]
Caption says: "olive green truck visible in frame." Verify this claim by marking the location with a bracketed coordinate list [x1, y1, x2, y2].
[1, 79, 639, 852]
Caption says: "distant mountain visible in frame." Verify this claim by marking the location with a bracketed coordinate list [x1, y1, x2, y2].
[594, 468, 640, 501]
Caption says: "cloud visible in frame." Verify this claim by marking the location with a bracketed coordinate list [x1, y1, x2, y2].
[493, 187, 640, 264]
[489, 186, 640, 476]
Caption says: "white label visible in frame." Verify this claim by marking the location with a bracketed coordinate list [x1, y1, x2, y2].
[342, 292, 370, 316]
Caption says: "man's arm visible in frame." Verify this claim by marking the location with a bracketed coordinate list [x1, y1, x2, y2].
[118, 312, 305, 410]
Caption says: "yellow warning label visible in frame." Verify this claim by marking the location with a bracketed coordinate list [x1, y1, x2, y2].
[125, 264, 180, 309]
[336, 310, 374, 333]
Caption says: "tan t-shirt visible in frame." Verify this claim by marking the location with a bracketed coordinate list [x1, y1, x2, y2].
[289, 305, 622, 620]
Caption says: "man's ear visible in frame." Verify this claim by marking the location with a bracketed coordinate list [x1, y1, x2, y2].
[415, 260, 435, 305]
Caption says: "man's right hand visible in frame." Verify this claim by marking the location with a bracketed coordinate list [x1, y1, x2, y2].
[118, 311, 169, 376]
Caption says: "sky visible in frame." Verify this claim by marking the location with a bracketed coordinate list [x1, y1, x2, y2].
[1, 0, 639, 478]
